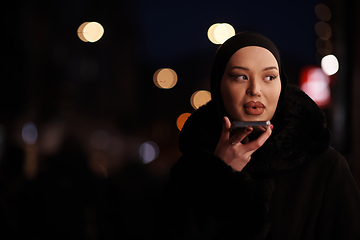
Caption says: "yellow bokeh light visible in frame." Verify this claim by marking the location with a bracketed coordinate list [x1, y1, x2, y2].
[316, 38, 333, 56]
[207, 23, 235, 45]
[153, 68, 178, 89]
[176, 113, 191, 131]
[191, 90, 211, 109]
[77, 22, 89, 42]
[315, 4, 331, 21]
[315, 21, 332, 41]
[77, 22, 104, 43]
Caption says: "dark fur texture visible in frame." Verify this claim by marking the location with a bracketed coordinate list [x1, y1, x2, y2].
[168, 85, 331, 239]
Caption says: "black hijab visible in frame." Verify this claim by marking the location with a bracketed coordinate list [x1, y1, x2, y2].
[210, 31, 288, 124]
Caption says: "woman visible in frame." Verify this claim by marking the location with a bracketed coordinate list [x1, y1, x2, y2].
[163, 32, 360, 239]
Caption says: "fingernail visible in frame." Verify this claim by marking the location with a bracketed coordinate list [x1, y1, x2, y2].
[270, 125, 274, 130]
[246, 127, 252, 132]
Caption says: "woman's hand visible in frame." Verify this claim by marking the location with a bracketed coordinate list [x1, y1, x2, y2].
[214, 116, 272, 172]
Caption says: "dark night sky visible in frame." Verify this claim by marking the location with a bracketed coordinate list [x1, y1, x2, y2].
[138, 0, 317, 64]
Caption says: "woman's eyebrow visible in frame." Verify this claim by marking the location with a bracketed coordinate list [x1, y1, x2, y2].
[263, 66, 278, 71]
[230, 66, 278, 71]
[230, 66, 249, 71]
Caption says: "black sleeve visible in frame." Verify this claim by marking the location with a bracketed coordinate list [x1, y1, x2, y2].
[163, 149, 273, 240]
[316, 154, 360, 240]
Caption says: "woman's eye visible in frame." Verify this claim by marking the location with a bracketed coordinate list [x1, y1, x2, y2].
[235, 75, 248, 81]
[264, 75, 277, 81]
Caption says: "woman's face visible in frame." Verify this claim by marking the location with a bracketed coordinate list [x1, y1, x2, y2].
[220, 46, 281, 122]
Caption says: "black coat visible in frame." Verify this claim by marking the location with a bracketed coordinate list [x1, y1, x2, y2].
[163, 85, 360, 240]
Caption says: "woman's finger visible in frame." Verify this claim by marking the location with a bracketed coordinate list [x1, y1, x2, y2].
[242, 136, 250, 144]
[229, 127, 253, 145]
[219, 116, 232, 142]
[243, 126, 272, 152]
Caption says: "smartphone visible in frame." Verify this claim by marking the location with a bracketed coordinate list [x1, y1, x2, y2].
[230, 121, 271, 140]
[231, 121, 271, 131]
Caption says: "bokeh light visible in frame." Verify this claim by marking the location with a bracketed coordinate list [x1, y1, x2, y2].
[207, 23, 220, 44]
[207, 23, 235, 44]
[77, 22, 89, 42]
[316, 39, 333, 56]
[176, 113, 191, 131]
[139, 141, 159, 164]
[77, 22, 104, 42]
[153, 68, 178, 89]
[315, 21, 332, 41]
[22, 122, 38, 144]
[321, 54, 339, 75]
[315, 4, 331, 21]
[300, 67, 330, 107]
[191, 90, 211, 109]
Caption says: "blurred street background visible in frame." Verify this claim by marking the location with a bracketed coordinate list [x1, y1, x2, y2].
[1, 0, 360, 239]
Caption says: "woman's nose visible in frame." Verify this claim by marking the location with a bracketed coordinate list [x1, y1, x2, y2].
[246, 80, 261, 97]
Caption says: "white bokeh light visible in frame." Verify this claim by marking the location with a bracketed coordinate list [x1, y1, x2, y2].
[207, 23, 220, 44]
[321, 54, 339, 75]
[139, 141, 159, 164]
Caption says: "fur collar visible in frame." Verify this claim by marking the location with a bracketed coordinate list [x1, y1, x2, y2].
[179, 84, 331, 174]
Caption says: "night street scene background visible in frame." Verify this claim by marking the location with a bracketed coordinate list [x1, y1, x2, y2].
[1, 0, 360, 239]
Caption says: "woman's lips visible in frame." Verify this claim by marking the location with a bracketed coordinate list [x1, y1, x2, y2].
[244, 101, 265, 115]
